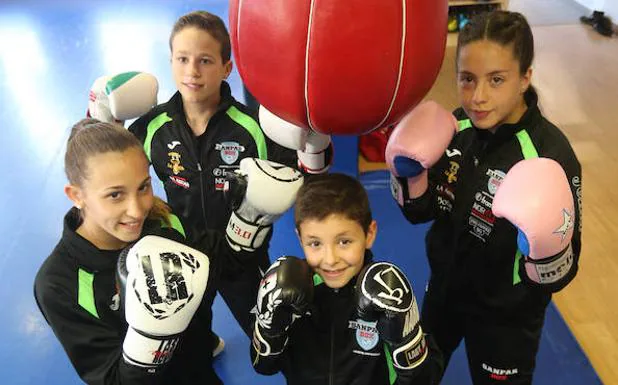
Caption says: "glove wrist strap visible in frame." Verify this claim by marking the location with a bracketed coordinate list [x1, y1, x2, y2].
[297, 142, 333, 174]
[391, 326, 428, 370]
[226, 211, 272, 251]
[524, 243, 574, 284]
[122, 327, 179, 369]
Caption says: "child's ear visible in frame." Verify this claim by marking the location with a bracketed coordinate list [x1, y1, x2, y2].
[223, 60, 233, 79]
[365, 220, 378, 249]
[64, 184, 84, 209]
[521, 67, 533, 94]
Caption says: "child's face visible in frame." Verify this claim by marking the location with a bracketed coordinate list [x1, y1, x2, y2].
[457, 39, 531, 131]
[171, 26, 233, 106]
[66, 147, 154, 250]
[298, 214, 377, 289]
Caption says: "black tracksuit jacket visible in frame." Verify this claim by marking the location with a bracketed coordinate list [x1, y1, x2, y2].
[128, 81, 296, 242]
[398, 88, 582, 322]
[34, 208, 249, 385]
[251, 251, 443, 385]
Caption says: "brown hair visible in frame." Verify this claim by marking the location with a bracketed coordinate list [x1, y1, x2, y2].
[295, 173, 372, 234]
[65, 118, 171, 225]
[169, 11, 231, 63]
[457, 10, 534, 75]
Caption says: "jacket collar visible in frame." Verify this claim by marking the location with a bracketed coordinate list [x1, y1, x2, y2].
[169, 80, 235, 119]
[472, 87, 542, 145]
[62, 208, 125, 272]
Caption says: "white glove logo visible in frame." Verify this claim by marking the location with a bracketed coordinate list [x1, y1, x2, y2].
[256, 270, 281, 330]
[132, 251, 201, 320]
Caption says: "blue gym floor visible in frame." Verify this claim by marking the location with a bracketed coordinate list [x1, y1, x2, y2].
[0, 1, 601, 384]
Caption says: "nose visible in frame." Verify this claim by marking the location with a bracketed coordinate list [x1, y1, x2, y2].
[126, 195, 147, 219]
[188, 58, 200, 78]
[323, 245, 339, 267]
[472, 80, 488, 105]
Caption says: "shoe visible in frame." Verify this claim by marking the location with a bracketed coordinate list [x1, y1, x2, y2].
[594, 16, 614, 37]
[212, 335, 225, 358]
[580, 10, 604, 26]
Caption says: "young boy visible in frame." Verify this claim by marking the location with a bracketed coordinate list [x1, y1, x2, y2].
[249, 173, 443, 385]
[125, 11, 297, 347]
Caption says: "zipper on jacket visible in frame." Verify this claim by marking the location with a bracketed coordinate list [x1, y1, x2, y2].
[197, 162, 208, 225]
[329, 316, 335, 385]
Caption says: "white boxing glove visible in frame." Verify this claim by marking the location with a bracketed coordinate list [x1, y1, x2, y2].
[259, 105, 332, 174]
[88, 71, 159, 125]
[225, 158, 304, 251]
[117, 235, 209, 370]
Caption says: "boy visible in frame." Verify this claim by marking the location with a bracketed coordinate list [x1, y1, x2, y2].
[249, 173, 443, 385]
[126, 11, 297, 347]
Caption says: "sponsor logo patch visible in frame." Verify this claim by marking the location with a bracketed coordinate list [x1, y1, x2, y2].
[349, 319, 380, 351]
[169, 175, 190, 189]
[216, 141, 245, 165]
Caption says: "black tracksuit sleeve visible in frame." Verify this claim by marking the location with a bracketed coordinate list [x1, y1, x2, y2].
[34, 280, 162, 385]
[397, 165, 444, 224]
[189, 227, 260, 280]
[265, 134, 299, 170]
[127, 115, 148, 145]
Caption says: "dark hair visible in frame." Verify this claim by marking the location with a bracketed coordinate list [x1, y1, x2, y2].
[65, 118, 171, 225]
[169, 11, 231, 63]
[295, 173, 372, 234]
[457, 10, 534, 75]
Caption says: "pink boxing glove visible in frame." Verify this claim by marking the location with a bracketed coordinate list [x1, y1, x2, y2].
[385, 101, 458, 204]
[493, 158, 575, 285]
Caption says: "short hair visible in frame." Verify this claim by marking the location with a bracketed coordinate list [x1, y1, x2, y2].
[169, 11, 231, 63]
[295, 173, 372, 234]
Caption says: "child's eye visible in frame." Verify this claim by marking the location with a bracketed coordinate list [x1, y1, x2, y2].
[107, 191, 122, 200]
[491, 76, 504, 86]
[459, 75, 474, 84]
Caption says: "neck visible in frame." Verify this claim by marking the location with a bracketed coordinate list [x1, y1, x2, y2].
[76, 219, 127, 251]
[490, 96, 528, 133]
[184, 93, 221, 137]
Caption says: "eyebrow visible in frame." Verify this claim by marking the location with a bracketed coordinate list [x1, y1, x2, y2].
[304, 231, 351, 239]
[458, 70, 509, 76]
[103, 176, 151, 191]
[175, 50, 215, 57]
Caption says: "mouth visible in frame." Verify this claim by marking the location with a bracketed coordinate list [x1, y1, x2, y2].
[320, 267, 346, 279]
[183, 82, 203, 90]
[119, 220, 143, 233]
[471, 110, 491, 120]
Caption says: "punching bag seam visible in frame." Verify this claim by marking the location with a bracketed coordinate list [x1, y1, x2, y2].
[374, 0, 407, 132]
[305, 0, 317, 131]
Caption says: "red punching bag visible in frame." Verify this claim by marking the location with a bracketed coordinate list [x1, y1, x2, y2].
[230, 0, 448, 136]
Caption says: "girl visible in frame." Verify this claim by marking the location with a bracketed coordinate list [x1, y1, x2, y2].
[389, 11, 582, 385]
[34, 119, 249, 385]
